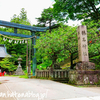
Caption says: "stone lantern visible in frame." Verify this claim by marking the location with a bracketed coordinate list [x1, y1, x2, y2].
[15, 57, 25, 75]
[17, 57, 22, 68]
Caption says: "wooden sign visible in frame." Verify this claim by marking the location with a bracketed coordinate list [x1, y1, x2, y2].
[77, 25, 89, 62]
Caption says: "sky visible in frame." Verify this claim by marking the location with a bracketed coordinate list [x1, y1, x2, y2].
[0, 0, 81, 26]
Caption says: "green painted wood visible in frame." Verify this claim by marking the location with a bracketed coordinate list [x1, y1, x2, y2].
[31, 31, 37, 76]
[0, 20, 49, 32]
[0, 31, 32, 38]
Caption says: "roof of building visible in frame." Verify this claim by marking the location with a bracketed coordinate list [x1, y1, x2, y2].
[0, 44, 11, 58]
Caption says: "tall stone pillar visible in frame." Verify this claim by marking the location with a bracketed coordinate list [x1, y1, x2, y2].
[76, 25, 95, 70]
[77, 25, 89, 62]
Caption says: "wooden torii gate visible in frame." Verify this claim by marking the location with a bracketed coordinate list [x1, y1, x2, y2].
[0, 20, 49, 76]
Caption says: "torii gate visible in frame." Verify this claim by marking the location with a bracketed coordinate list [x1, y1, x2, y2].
[0, 20, 49, 76]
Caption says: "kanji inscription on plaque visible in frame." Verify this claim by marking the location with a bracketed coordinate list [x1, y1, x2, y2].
[77, 26, 89, 61]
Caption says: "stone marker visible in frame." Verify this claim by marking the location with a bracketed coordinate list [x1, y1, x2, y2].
[68, 26, 99, 85]
[76, 25, 95, 70]
[77, 25, 89, 62]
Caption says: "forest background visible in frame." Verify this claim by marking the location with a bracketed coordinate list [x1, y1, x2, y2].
[0, 0, 100, 72]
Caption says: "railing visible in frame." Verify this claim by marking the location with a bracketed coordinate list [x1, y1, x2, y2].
[53, 70, 68, 79]
[35, 68, 68, 82]
[36, 69, 50, 78]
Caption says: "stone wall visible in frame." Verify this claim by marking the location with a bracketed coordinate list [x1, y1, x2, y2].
[68, 70, 100, 85]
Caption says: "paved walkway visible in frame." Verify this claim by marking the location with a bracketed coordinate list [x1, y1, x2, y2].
[0, 76, 100, 100]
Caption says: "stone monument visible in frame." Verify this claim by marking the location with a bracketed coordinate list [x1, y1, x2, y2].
[15, 57, 25, 75]
[76, 25, 95, 70]
[68, 25, 100, 85]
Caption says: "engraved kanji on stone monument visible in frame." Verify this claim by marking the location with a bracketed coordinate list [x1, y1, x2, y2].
[77, 26, 89, 61]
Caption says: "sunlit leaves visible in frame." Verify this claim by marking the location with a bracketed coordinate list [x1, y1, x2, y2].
[35, 25, 78, 67]
[53, 0, 100, 22]
[0, 57, 17, 72]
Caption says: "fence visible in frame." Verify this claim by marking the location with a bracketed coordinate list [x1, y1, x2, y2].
[35, 68, 69, 82]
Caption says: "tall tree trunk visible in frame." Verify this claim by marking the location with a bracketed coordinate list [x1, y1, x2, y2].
[70, 53, 73, 69]
[52, 52, 57, 68]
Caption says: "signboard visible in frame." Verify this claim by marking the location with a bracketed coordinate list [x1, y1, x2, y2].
[77, 26, 89, 61]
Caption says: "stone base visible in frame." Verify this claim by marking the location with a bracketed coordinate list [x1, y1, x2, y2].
[15, 67, 25, 75]
[76, 61, 95, 70]
[68, 70, 100, 85]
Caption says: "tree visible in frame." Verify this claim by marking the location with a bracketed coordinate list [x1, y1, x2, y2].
[11, 8, 30, 24]
[53, 0, 100, 22]
[36, 7, 58, 33]
[83, 20, 100, 69]
[35, 25, 78, 69]
[0, 57, 17, 72]
[35, 19, 100, 70]
[19, 8, 27, 21]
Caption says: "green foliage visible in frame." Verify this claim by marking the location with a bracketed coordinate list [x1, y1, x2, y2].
[0, 5, 100, 73]
[0, 57, 17, 72]
[83, 20, 100, 69]
[11, 8, 30, 25]
[37, 61, 52, 70]
[0, 37, 27, 69]
[10, 8, 31, 36]
[36, 7, 59, 33]
[35, 25, 78, 68]
[53, 0, 100, 22]
[36, 7, 55, 26]
[35, 19, 100, 70]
